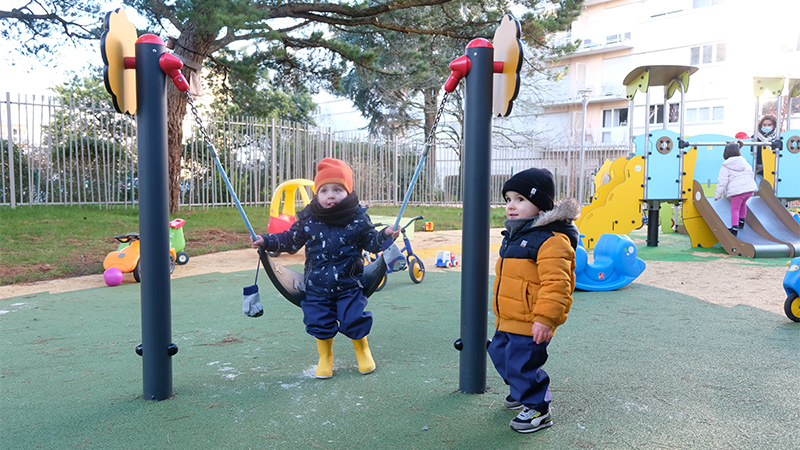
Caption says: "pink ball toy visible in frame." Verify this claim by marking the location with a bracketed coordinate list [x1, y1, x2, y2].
[104, 267, 124, 286]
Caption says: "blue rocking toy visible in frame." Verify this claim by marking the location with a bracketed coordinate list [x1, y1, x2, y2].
[575, 233, 646, 291]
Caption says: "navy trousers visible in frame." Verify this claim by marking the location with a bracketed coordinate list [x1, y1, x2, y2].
[302, 289, 372, 340]
[488, 329, 552, 413]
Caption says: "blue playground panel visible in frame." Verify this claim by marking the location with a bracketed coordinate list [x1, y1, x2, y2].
[688, 133, 735, 186]
[634, 129, 682, 200]
[776, 130, 800, 199]
[575, 234, 646, 291]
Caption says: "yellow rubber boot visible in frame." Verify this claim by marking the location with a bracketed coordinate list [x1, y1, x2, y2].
[315, 338, 334, 379]
[352, 337, 376, 374]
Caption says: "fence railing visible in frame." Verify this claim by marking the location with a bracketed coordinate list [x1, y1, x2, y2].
[2, 92, 630, 210]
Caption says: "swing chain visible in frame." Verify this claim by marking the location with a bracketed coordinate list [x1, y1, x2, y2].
[423, 91, 449, 149]
[185, 92, 218, 157]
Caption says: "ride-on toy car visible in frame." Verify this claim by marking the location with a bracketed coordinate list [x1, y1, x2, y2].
[435, 250, 460, 268]
[102, 218, 189, 286]
[783, 257, 800, 322]
[267, 179, 314, 257]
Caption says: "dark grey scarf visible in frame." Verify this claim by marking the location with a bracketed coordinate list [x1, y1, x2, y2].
[308, 192, 360, 227]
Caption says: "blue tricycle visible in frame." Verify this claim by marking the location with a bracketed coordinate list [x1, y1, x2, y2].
[364, 216, 425, 291]
[783, 257, 800, 322]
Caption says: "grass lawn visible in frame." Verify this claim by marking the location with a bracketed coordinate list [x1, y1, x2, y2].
[0, 204, 507, 285]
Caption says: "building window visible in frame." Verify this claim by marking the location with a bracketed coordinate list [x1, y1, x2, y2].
[602, 108, 628, 143]
[685, 106, 724, 122]
[690, 47, 700, 65]
[603, 108, 628, 127]
[690, 43, 726, 65]
[716, 42, 726, 62]
[648, 104, 680, 124]
[693, 0, 727, 7]
[782, 33, 800, 52]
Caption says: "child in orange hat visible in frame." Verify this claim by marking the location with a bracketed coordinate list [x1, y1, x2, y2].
[252, 158, 399, 378]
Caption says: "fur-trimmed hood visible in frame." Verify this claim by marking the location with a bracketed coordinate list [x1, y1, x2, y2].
[503, 197, 582, 250]
[533, 197, 582, 228]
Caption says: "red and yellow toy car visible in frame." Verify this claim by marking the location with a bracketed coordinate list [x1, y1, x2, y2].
[102, 218, 189, 286]
[266, 179, 314, 256]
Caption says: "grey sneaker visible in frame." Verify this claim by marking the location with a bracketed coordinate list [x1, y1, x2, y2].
[503, 395, 523, 410]
[510, 407, 552, 433]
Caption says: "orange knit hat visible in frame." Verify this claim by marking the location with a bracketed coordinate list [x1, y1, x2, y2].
[314, 158, 353, 194]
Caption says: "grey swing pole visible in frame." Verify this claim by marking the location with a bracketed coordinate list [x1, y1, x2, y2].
[458, 38, 494, 394]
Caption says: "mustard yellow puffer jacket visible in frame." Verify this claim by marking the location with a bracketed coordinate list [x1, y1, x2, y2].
[492, 198, 581, 336]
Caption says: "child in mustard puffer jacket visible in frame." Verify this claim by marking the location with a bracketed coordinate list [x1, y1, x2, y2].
[488, 167, 580, 434]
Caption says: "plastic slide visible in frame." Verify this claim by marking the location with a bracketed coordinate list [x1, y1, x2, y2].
[690, 180, 792, 258]
[745, 180, 800, 256]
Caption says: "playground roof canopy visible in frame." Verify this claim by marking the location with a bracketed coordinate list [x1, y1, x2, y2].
[623, 65, 699, 87]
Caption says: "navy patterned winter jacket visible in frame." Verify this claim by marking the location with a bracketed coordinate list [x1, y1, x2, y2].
[262, 205, 386, 297]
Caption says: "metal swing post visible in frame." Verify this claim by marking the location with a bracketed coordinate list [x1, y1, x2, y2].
[136, 35, 176, 401]
[458, 39, 494, 394]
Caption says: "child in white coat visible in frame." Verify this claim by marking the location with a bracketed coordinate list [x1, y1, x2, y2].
[714, 142, 758, 236]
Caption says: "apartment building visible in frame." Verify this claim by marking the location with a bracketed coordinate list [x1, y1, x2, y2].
[534, 0, 800, 147]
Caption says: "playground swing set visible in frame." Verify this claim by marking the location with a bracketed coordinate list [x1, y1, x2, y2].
[101, 8, 535, 398]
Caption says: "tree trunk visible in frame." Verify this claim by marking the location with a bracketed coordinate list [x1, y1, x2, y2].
[166, 87, 187, 213]
[165, 28, 214, 213]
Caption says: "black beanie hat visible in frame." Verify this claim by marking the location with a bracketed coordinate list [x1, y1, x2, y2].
[502, 168, 555, 212]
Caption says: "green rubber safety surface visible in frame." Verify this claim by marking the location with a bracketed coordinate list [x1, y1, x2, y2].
[1, 269, 797, 449]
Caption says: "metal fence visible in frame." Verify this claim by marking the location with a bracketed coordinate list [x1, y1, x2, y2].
[2, 92, 630, 209]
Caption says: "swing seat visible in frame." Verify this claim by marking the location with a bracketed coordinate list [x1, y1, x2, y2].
[259, 249, 388, 307]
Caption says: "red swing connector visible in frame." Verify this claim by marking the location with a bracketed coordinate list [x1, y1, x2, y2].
[159, 53, 190, 92]
[444, 55, 471, 93]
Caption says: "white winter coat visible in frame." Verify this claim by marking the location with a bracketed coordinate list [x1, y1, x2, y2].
[714, 156, 758, 200]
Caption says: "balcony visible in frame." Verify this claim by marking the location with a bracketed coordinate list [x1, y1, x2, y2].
[541, 81, 628, 107]
[547, 32, 633, 61]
